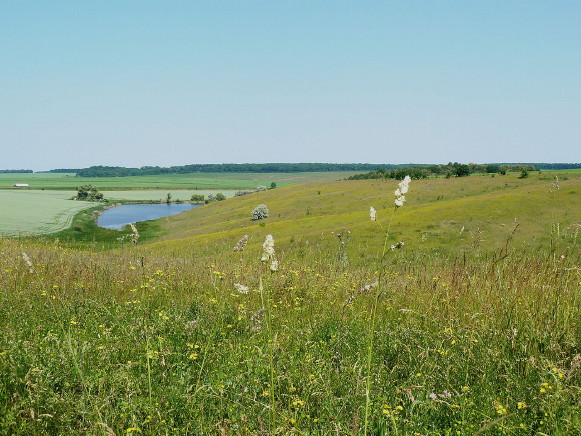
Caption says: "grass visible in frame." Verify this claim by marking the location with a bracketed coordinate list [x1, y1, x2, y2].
[0, 190, 98, 237]
[0, 172, 580, 434]
[0, 171, 358, 190]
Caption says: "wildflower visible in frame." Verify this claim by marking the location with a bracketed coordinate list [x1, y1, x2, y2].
[233, 234, 249, 252]
[494, 401, 508, 415]
[233, 283, 249, 294]
[369, 207, 376, 221]
[21, 251, 34, 273]
[246, 307, 265, 332]
[390, 241, 405, 250]
[551, 176, 560, 192]
[261, 235, 275, 261]
[261, 234, 278, 272]
[394, 175, 411, 208]
[359, 281, 378, 294]
[129, 223, 139, 244]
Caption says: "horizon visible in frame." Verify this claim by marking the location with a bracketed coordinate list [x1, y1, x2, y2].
[2, 161, 580, 174]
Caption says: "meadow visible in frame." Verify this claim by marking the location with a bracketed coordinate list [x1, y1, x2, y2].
[0, 171, 580, 435]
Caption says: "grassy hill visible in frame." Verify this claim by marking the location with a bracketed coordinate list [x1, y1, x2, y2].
[147, 172, 580, 259]
[1, 171, 579, 435]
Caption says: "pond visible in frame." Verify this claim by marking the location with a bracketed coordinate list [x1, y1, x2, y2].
[97, 203, 201, 230]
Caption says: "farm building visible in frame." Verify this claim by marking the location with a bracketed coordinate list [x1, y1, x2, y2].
[13, 184, 29, 187]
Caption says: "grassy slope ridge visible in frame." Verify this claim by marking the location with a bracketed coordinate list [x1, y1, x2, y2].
[148, 173, 580, 257]
[1, 172, 580, 435]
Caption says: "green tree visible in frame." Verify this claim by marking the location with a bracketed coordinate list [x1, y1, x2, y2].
[73, 185, 105, 201]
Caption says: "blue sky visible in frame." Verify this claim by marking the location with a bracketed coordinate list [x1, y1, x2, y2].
[1, 1, 579, 171]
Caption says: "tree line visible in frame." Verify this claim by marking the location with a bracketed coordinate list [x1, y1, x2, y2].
[347, 162, 541, 180]
[0, 169, 33, 173]
[74, 163, 415, 177]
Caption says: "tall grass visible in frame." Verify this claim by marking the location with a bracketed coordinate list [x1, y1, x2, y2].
[1, 233, 579, 434]
[0, 174, 580, 434]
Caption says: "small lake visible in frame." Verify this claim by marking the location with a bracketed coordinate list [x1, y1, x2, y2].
[97, 203, 200, 230]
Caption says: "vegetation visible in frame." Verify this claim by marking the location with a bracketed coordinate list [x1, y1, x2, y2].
[75, 163, 414, 177]
[73, 185, 106, 202]
[0, 190, 97, 237]
[0, 171, 579, 434]
[251, 204, 270, 220]
[0, 169, 33, 173]
[0, 171, 357, 191]
[348, 162, 538, 181]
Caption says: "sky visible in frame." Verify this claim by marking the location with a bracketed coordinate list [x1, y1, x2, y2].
[1, 1, 580, 171]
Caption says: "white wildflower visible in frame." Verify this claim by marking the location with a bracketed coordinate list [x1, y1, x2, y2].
[390, 241, 404, 250]
[22, 251, 34, 273]
[261, 235, 275, 261]
[233, 283, 249, 294]
[398, 175, 411, 194]
[261, 234, 278, 271]
[129, 223, 140, 244]
[394, 176, 411, 208]
[359, 281, 379, 294]
[369, 207, 376, 221]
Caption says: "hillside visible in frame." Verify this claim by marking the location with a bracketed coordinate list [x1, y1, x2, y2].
[146, 172, 580, 260]
[1, 172, 580, 434]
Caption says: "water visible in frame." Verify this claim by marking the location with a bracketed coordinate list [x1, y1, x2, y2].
[97, 203, 200, 230]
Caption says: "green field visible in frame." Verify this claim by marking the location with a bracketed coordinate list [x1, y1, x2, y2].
[0, 190, 97, 236]
[0, 171, 358, 190]
[1, 171, 580, 434]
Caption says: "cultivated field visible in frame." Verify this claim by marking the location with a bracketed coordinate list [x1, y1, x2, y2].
[0, 172, 580, 434]
[0, 171, 357, 190]
[0, 190, 97, 236]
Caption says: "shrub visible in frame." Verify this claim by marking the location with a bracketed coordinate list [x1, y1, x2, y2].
[73, 185, 105, 202]
[215, 193, 226, 201]
[251, 204, 269, 220]
[191, 194, 205, 202]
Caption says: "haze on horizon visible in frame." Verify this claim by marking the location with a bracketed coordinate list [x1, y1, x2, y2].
[1, 1, 579, 172]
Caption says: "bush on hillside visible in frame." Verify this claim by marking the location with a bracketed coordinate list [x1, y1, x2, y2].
[251, 204, 269, 220]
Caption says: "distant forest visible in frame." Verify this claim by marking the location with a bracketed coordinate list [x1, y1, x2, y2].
[67, 162, 581, 177]
[0, 169, 33, 174]
[2, 162, 578, 176]
[348, 162, 581, 180]
[70, 163, 413, 177]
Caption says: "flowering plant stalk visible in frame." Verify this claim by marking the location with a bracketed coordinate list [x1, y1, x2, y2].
[364, 175, 411, 435]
